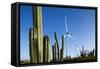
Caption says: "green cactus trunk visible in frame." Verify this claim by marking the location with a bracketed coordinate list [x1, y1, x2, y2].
[29, 28, 33, 63]
[33, 6, 43, 63]
[60, 35, 64, 62]
[54, 32, 60, 62]
[55, 43, 58, 62]
[52, 45, 55, 62]
[29, 27, 38, 64]
[43, 35, 51, 63]
[33, 28, 38, 63]
[47, 36, 51, 62]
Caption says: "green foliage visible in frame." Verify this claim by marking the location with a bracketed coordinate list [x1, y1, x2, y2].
[88, 49, 95, 57]
[80, 46, 87, 57]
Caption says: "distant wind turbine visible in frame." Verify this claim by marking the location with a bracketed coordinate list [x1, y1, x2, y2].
[60, 16, 74, 57]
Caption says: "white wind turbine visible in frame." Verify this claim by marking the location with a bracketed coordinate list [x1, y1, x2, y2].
[64, 16, 73, 40]
[60, 16, 74, 57]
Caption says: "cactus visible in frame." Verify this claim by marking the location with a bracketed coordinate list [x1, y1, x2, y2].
[60, 35, 64, 62]
[47, 36, 51, 62]
[33, 27, 38, 63]
[29, 28, 38, 63]
[43, 35, 51, 63]
[33, 6, 43, 63]
[55, 43, 59, 62]
[52, 43, 58, 62]
[54, 32, 60, 62]
[52, 45, 54, 62]
[29, 28, 33, 63]
[29, 28, 37, 63]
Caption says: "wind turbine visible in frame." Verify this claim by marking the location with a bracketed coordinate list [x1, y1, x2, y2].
[64, 16, 74, 57]
[60, 16, 74, 57]
[64, 16, 73, 39]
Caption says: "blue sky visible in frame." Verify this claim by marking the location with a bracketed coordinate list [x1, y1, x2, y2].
[20, 5, 95, 60]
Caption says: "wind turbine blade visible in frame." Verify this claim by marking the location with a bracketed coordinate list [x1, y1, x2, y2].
[64, 34, 66, 38]
[65, 16, 68, 32]
[68, 34, 74, 39]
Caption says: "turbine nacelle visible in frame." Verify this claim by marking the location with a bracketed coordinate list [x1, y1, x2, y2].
[66, 32, 69, 35]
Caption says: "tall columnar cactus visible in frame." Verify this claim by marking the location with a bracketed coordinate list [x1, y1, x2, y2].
[43, 35, 51, 63]
[60, 35, 64, 62]
[33, 6, 43, 63]
[29, 28, 38, 64]
[29, 28, 34, 63]
[33, 27, 38, 63]
[47, 36, 51, 62]
[52, 43, 58, 62]
[54, 32, 60, 62]
[54, 43, 58, 62]
[52, 45, 55, 62]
